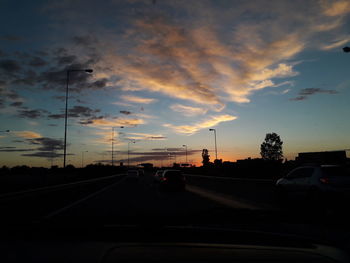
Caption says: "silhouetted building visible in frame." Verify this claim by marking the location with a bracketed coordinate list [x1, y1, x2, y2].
[296, 151, 347, 164]
[140, 163, 153, 169]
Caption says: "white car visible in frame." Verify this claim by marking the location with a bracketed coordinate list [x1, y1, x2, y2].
[276, 165, 350, 200]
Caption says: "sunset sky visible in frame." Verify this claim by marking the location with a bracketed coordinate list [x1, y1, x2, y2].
[1, 0, 350, 167]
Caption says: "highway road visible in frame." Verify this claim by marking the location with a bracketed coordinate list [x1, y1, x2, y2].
[45, 174, 231, 224]
[41, 173, 350, 244]
[44, 173, 346, 225]
[1, 172, 349, 244]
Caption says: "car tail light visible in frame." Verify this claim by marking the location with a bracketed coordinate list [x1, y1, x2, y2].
[320, 177, 329, 184]
[161, 177, 167, 181]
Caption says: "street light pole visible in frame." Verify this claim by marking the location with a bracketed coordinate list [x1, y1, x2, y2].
[168, 153, 171, 167]
[128, 140, 135, 168]
[63, 69, 93, 168]
[209, 128, 218, 160]
[111, 126, 124, 167]
[182, 144, 187, 163]
[111, 127, 114, 166]
[81, 150, 88, 168]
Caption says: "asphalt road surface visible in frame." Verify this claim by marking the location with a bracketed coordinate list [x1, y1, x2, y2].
[45, 174, 230, 224]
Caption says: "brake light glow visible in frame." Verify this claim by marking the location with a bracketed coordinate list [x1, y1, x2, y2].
[320, 177, 329, 184]
[161, 177, 167, 181]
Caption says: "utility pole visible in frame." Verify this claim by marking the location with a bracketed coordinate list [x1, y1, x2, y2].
[111, 127, 114, 166]
[183, 145, 187, 163]
[209, 128, 218, 160]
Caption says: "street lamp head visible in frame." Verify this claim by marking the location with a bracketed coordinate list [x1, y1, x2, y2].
[85, 69, 93, 73]
[209, 128, 215, 131]
[120, 126, 124, 128]
[343, 46, 350, 53]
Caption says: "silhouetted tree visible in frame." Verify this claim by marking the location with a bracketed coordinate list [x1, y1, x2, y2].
[202, 149, 210, 166]
[260, 132, 283, 161]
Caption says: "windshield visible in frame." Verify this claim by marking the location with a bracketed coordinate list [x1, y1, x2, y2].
[1, 0, 350, 247]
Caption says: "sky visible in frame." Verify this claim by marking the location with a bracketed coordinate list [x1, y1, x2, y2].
[0, 0, 350, 168]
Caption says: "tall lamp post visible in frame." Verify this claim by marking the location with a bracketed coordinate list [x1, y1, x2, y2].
[81, 150, 88, 168]
[63, 69, 93, 168]
[128, 140, 136, 168]
[182, 144, 187, 164]
[112, 126, 124, 166]
[209, 128, 218, 160]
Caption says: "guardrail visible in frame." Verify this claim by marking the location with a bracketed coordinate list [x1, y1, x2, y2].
[0, 173, 125, 201]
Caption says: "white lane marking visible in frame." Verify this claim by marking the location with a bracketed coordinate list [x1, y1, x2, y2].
[44, 176, 127, 219]
[186, 184, 263, 210]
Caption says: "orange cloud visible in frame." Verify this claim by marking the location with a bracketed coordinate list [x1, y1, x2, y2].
[170, 104, 207, 116]
[321, 35, 350, 50]
[164, 114, 237, 134]
[121, 95, 157, 104]
[322, 0, 350, 16]
[125, 132, 167, 141]
[91, 129, 125, 146]
[90, 118, 145, 128]
[76, 1, 349, 109]
[14, 131, 42, 139]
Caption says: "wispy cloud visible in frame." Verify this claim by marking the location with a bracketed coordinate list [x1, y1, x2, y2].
[290, 87, 338, 101]
[281, 89, 291, 94]
[13, 131, 42, 139]
[81, 117, 145, 128]
[125, 132, 167, 141]
[96, 149, 202, 164]
[111, 101, 134, 107]
[76, 0, 349, 110]
[164, 114, 237, 135]
[321, 35, 350, 50]
[322, 0, 350, 16]
[170, 104, 207, 116]
[120, 95, 157, 104]
[299, 88, 338, 96]
[289, 96, 307, 101]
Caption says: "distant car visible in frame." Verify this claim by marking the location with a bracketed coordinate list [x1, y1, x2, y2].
[127, 170, 139, 180]
[276, 165, 350, 201]
[154, 170, 164, 183]
[158, 170, 186, 191]
[137, 169, 144, 176]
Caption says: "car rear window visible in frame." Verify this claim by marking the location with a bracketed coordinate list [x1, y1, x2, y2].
[321, 167, 350, 177]
[164, 171, 183, 179]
